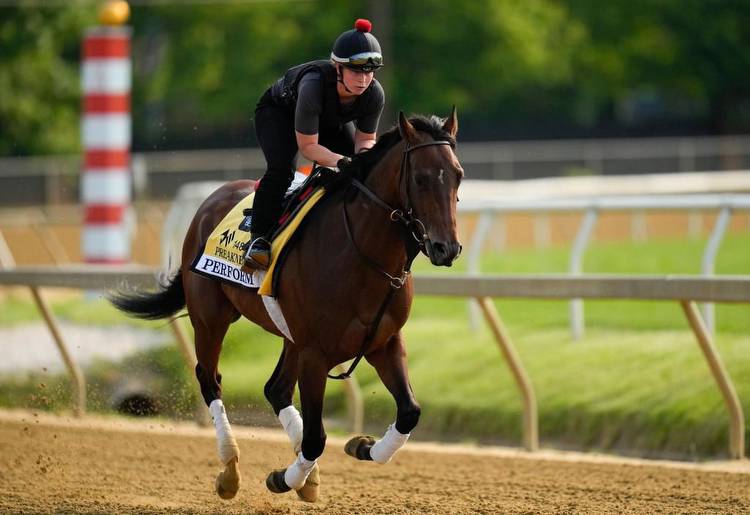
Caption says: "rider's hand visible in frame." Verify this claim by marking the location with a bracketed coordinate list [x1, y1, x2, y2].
[336, 156, 353, 173]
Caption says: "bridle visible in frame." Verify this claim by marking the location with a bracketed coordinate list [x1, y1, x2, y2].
[329, 138, 455, 380]
[344, 139, 455, 285]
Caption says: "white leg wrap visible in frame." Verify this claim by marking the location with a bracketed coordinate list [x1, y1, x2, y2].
[209, 399, 240, 465]
[283, 452, 317, 490]
[278, 405, 303, 454]
[370, 423, 410, 464]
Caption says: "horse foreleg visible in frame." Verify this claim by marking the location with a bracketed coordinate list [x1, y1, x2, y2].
[194, 321, 241, 500]
[346, 332, 420, 464]
[266, 346, 327, 497]
[264, 339, 319, 502]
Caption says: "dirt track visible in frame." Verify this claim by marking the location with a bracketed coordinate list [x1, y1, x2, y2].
[1, 410, 749, 514]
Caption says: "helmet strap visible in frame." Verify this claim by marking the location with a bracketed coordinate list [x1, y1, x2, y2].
[336, 64, 354, 94]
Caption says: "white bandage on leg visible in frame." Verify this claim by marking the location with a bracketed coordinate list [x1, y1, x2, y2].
[283, 451, 317, 490]
[370, 423, 410, 464]
[209, 399, 240, 464]
[278, 405, 303, 453]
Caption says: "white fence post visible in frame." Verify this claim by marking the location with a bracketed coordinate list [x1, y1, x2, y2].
[467, 210, 494, 331]
[701, 206, 732, 334]
[569, 209, 598, 340]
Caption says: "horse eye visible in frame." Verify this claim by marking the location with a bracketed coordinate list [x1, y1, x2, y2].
[414, 174, 429, 188]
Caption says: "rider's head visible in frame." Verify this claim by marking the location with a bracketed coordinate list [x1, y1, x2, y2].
[331, 19, 383, 74]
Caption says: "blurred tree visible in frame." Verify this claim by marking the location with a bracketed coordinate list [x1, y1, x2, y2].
[0, 4, 94, 155]
[130, 0, 361, 150]
[1, 0, 749, 155]
[392, 0, 587, 138]
[568, 0, 750, 134]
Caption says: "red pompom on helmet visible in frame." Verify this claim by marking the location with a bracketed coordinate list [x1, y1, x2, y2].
[354, 18, 372, 32]
[331, 18, 383, 72]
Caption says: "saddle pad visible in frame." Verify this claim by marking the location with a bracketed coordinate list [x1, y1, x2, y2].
[190, 187, 327, 295]
[191, 191, 261, 288]
[259, 187, 326, 296]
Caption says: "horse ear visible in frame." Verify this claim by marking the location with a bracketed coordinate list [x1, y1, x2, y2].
[398, 111, 418, 143]
[442, 105, 458, 138]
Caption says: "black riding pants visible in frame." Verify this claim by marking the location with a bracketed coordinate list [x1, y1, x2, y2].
[250, 89, 355, 236]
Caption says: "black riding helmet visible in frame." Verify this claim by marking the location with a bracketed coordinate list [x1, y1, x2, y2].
[330, 19, 383, 72]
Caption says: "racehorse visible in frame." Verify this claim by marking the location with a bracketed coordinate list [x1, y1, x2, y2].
[111, 109, 463, 502]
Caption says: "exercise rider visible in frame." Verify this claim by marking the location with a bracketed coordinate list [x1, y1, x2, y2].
[244, 18, 385, 269]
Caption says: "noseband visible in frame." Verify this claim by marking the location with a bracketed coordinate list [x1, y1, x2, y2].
[330, 139, 454, 381]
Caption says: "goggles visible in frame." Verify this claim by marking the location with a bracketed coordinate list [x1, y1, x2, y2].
[338, 52, 383, 71]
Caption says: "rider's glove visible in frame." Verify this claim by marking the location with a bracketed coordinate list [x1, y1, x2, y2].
[336, 156, 353, 173]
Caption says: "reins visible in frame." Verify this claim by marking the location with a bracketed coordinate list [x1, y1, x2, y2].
[328, 139, 454, 380]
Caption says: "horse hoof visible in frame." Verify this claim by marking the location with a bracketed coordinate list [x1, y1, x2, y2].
[266, 469, 292, 494]
[215, 456, 241, 500]
[345, 435, 376, 461]
[296, 462, 320, 503]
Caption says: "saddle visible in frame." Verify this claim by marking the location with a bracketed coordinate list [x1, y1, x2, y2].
[258, 165, 339, 242]
[257, 166, 341, 296]
[191, 166, 341, 296]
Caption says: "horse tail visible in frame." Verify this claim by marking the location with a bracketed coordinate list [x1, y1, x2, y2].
[110, 271, 186, 320]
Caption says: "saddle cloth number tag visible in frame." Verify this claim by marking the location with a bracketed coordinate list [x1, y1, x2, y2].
[239, 210, 252, 233]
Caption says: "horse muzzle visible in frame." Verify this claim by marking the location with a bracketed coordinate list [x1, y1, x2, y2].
[424, 239, 462, 267]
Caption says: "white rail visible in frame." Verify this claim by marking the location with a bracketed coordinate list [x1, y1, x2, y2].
[158, 177, 750, 335]
[458, 193, 750, 212]
[460, 194, 750, 337]
[0, 267, 746, 459]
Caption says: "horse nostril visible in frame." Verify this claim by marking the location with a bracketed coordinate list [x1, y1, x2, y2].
[428, 241, 461, 266]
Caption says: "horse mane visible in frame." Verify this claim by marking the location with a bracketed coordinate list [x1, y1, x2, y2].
[348, 114, 456, 181]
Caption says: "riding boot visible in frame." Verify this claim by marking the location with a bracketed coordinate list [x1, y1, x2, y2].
[244, 234, 271, 270]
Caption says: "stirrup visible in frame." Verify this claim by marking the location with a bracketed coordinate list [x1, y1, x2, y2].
[244, 236, 271, 270]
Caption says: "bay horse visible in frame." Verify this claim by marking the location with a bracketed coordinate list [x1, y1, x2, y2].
[111, 109, 463, 502]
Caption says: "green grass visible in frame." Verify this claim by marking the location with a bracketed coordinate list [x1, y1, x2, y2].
[1, 233, 748, 459]
[0, 290, 172, 329]
[0, 294, 47, 326]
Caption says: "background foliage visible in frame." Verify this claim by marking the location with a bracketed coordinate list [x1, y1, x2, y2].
[0, 4, 94, 155]
[1, 0, 749, 155]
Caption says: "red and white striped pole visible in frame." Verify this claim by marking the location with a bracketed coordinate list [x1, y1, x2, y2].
[81, 2, 132, 264]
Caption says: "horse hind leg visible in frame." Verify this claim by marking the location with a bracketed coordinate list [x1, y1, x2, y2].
[193, 318, 241, 500]
[263, 339, 320, 502]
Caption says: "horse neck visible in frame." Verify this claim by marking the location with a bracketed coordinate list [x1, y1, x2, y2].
[363, 140, 405, 208]
[347, 141, 409, 270]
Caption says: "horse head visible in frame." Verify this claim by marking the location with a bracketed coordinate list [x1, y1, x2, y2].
[397, 108, 463, 266]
